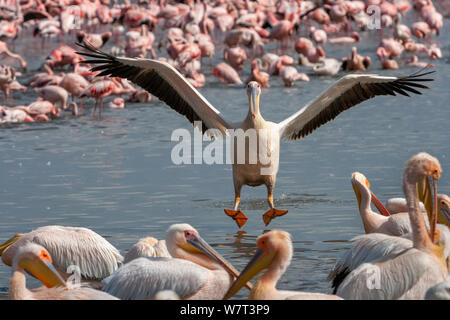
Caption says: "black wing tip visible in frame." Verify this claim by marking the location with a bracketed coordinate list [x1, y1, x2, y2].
[75, 42, 114, 59]
[402, 67, 436, 81]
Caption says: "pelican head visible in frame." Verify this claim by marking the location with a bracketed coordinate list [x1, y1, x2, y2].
[405, 152, 442, 241]
[438, 194, 450, 225]
[13, 243, 66, 288]
[246, 81, 261, 119]
[223, 230, 292, 299]
[165, 224, 244, 282]
[351, 172, 371, 210]
[351, 172, 390, 217]
[0, 233, 23, 256]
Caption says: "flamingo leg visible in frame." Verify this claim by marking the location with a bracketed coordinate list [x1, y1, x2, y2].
[78, 97, 84, 114]
[99, 99, 103, 118]
[93, 99, 98, 116]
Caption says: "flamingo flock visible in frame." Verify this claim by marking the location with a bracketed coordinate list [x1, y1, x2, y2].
[0, 0, 446, 125]
[0, 0, 448, 302]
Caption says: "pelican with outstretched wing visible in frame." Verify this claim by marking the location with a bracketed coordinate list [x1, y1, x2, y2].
[76, 43, 434, 228]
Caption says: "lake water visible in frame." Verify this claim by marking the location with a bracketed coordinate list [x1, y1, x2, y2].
[0, 23, 449, 299]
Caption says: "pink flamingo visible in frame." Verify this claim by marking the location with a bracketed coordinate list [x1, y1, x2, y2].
[406, 55, 433, 68]
[411, 21, 431, 39]
[342, 47, 371, 71]
[377, 38, 404, 59]
[223, 46, 247, 72]
[268, 55, 294, 76]
[267, 12, 295, 50]
[44, 45, 82, 74]
[76, 31, 112, 50]
[308, 8, 330, 25]
[328, 32, 360, 45]
[59, 73, 90, 113]
[280, 66, 310, 87]
[2, 108, 34, 123]
[212, 62, 243, 85]
[309, 26, 327, 44]
[403, 39, 428, 53]
[26, 100, 59, 119]
[0, 41, 27, 71]
[380, 58, 399, 69]
[245, 60, 270, 88]
[36, 85, 68, 110]
[176, 42, 201, 68]
[108, 97, 125, 109]
[295, 37, 325, 63]
[80, 78, 121, 117]
[0, 65, 16, 102]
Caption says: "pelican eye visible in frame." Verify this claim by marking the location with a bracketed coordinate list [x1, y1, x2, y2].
[184, 230, 197, 241]
[40, 250, 51, 261]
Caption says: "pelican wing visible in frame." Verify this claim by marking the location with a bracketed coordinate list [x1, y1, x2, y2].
[336, 248, 446, 300]
[328, 233, 412, 293]
[5, 226, 123, 280]
[76, 43, 232, 135]
[278, 71, 434, 140]
[102, 257, 208, 300]
[33, 285, 119, 300]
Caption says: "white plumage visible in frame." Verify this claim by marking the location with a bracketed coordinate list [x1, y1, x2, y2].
[1, 225, 123, 281]
[330, 153, 448, 299]
[102, 223, 240, 300]
[124, 237, 170, 264]
[103, 257, 209, 299]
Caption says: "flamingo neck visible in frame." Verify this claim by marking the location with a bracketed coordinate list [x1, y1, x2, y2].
[403, 174, 433, 250]
[9, 268, 31, 300]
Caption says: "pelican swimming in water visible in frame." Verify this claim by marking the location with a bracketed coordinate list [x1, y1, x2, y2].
[385, 194, 450, 228]
[352, 171, 427, 236]
[9, 242, 118, 300]
[102, 223, 251, 299]
[332, 153, 448, 299]
[0, 225, 123, 288]
[76, 43, 434, 228]
[223, 230, 342, 300]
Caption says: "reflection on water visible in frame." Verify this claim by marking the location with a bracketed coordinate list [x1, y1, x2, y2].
[0, 27, 449, 299]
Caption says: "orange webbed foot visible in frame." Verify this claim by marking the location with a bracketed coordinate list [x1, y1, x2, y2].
[224, 209, 248, 228]
[262, 208, 288, 226]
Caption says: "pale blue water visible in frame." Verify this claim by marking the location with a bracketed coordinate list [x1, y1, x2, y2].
[0, 24, 449, 299]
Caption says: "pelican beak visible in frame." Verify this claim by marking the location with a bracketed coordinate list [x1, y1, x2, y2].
[370, 192, 391, 217]
[440, 207, 450, 224]
[248, 86, 260, 119]
[19, 253, 66, 288]
[186, 235, 252, 290]
[417, 174, 438, 242]
[0, 234, 23, 256]
[351, 174, 370, 211]
[352, 182, 362, 210]
[223, 248, 274, 300]
[352, 173, 390, 216]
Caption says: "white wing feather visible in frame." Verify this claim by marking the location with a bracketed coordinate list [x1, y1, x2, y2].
[102, 257, 208, 300]
[4, 226, 123, 279]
